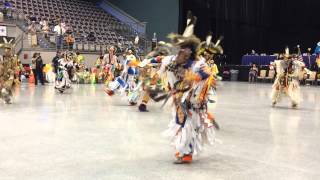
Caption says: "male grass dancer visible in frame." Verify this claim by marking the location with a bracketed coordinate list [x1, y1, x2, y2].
[55, 51, 74, 93]
[105, 39, 141, 105]
[0, 38, 18, 104]
[271, 47, 306, 108]
[149, 12, 221, 164]
[137, 41, 172, 112]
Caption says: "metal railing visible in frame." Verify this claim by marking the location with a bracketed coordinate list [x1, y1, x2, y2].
[109, 20, 150, 52]
[13, 34, 23, 54]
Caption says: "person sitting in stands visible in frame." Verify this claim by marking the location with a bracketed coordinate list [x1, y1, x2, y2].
[248, 63, 258, 83]
[87, 32, 96, 42]
[65, 34, 75, 50]
[222, 67, 231, 81]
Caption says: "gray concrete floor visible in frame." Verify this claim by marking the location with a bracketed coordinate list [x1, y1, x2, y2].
[0, 82, 319, 180]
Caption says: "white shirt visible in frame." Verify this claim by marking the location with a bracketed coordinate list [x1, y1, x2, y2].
[58, 58, 73, 69]
[103, 54, 117, 64]
[40, 20, 46, 26]
[54, 25, 65, 35]
[157, 55, 178, 88]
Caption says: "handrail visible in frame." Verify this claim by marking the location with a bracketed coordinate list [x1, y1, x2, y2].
[13, 34, 23, 54]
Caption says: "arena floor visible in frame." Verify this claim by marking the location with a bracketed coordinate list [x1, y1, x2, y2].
[0, 82, 319, 180]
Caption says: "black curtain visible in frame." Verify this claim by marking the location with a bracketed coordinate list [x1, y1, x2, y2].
[181, 0, 320, 64]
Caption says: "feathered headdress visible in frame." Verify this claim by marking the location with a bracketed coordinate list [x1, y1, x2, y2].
[145, 41, 173, 59]
[197, 32, 224, 56]
[106, 45, 117, 53]
[167, 11, 200, 51]
[283, 46, 292, 60]
[0, 37, 14, 49]
[134, 35, 139, 45]
[296, 45, 301, 56]
[138, 41, 173, 68]
[285, 46, 289, 56]
[64, 50, 76, 61]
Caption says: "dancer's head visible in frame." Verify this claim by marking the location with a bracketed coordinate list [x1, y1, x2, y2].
[197, 33, 223, 62]
[108, 46, 115, 54]
[4, 47, 11, 55]
[168, 11, 200, 62]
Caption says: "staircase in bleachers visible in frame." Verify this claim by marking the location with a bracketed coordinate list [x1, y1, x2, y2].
[5, 0, 149, 53]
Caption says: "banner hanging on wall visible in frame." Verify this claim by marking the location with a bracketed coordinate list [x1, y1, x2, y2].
[0, 26, 7, 36]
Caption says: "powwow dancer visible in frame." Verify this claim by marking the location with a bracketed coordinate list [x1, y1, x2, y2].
[147, 11, 221, 164]
[55, 51, 74, 93]
[0, 38, 19, 104]
[137, 41, 173, 112]
[105, 37, 141, 105]
[271, 47, 306, 108]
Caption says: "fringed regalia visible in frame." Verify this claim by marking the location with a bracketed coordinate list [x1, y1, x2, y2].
[0, 38, 19, 104]
[55, 52, 74, 93]
[137, 42, 172, 112]
[105, 43, 142, 105]
[148, 11, 223, 164]
[271, 53, 305, 108]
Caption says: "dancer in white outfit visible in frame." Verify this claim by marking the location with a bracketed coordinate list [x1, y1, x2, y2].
[55, 52, 74, 93]
[271, 47, 307, 108]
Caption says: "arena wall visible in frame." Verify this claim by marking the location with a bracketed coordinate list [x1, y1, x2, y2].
[103, 0, 179, 41]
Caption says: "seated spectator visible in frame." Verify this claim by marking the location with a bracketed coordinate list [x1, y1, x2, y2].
[222, 67, 231, 81]
[4, 1, 12, 9]
[29, 15, 37, 22]
[250, 49, 258, 56]
[87, 32, 96, 42]
[2, 2, 12, 18]
[299, 67, 308, 85]
[65, 34, 75, 50]
[248, 63, 258, 83]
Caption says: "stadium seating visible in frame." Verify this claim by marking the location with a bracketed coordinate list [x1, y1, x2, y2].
[5, 0, 146, 52]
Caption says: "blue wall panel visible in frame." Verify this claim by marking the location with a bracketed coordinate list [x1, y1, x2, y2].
[107, 0, 179, 41]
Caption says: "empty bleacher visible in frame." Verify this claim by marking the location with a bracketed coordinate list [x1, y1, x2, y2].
[4, 0, 145, 52]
